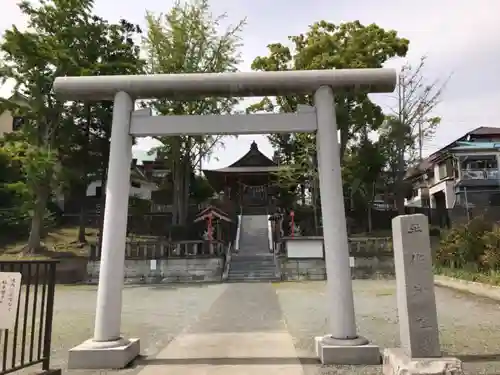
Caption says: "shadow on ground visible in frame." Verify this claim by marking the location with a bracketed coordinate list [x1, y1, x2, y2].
[131, 355, 319, 367]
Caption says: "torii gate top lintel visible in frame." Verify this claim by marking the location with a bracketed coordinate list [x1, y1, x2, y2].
[53, 68, 396, 101]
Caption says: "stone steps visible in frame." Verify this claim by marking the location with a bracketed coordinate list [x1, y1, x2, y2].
[227, 214, 279, 282]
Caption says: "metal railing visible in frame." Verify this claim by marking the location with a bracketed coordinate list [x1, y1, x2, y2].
[0, 261, 58, 375]
[461, 168, 499, 180]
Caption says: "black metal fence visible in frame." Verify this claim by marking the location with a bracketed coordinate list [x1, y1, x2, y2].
[273, 205, 498, 237]
[0, 261, 58, 375]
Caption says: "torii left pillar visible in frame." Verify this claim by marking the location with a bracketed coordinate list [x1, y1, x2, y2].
[67, 91, 140, 369]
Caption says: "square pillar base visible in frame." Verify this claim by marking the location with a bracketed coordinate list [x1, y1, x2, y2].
[383, 348, 463, 375]
[314, 336, 381, 365]
[68, 337, 140, 369]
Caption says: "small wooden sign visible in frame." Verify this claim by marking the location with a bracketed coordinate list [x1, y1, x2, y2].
[0, 272, 22, 330]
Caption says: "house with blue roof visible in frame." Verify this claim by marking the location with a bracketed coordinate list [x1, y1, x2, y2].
[405, 126, 500, 214]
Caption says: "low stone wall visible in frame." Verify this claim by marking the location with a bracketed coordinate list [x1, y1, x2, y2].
[278, 258, 326, 280]
[278, 256, 394, 281]
[278, 236, 394, 281]
[87, 257, 224, 284]
[0, 259, 89, 284]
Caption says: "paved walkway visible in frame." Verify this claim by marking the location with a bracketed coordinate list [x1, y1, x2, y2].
[136, 283, 305, 375]
[46, 280, 500, 375]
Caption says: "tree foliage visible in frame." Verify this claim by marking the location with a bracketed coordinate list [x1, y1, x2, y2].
[142, 0, 245, 225]
[249, 21, 408, 213]
[248, 21, 409, 167]
[0, 0, 144, 250]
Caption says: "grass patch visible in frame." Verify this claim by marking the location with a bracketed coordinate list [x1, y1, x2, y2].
[0, 226, 98, 260]
[434, 266, 500, 286]
[375, 289, 394, 296]
[0, 227, 169, 260]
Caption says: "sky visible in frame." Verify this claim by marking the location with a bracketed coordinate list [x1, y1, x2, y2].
[2, 0, 500, 169]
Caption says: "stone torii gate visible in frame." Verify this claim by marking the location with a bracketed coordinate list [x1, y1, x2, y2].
[54, 68, 396, 369]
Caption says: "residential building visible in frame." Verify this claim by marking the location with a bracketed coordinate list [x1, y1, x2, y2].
[405, 126, 500, 210]
[61, 159, 158, 214]
[0, 109, 24, 137]
[85, 159, 158, 200]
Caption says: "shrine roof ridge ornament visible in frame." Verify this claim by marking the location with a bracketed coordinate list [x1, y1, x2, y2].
[53, 68, 397, 101]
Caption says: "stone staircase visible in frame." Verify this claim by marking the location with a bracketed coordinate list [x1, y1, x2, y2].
[227, 215, 279, 282]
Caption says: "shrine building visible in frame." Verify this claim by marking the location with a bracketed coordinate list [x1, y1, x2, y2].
[203, 141, 281, 213]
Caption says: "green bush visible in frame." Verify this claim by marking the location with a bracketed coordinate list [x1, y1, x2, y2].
[436, 216, 500, 272]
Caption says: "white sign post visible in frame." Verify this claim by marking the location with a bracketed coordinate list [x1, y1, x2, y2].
[0, 272, 22, 330]
[150, 259, 157, 271]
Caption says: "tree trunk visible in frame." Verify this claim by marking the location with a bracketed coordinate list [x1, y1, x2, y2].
[367, 204, 373, 233]
[395, 148, 406, 215]
[77, 182, 87, 243]
[172, 159, 183, 225]
[170, 138, 183, 226]
[180, 153, 191, 225]
[312, 178, 319, 234]
[77, 104, 92, 243]
[26, 186, 50, 253]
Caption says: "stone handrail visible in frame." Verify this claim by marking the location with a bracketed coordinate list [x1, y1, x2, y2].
[222, 242, 233, 281]
[348, 237, 392, 256]
[234, 214, 242, 252]
[89, 239, 227, 260]
[267, 214, 273, 252]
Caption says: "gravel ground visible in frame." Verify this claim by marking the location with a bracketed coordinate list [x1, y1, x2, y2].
[275, 280, 500, 375]
[4, 280, 500, 375]
[6, 283, 227, 375]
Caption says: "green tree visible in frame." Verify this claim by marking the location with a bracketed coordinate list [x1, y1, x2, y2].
[0, 0, 110, 252]
[0, 143, 31, 241]
[142, 0, 245, 225]
[343, 135, 387, 232]
[59, 18, 144, 243]
[249, 21, 409, 171]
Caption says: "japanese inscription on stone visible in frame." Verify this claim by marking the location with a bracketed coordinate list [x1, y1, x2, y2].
[392, 214, 441, 358]
[0, 272, 22, 330]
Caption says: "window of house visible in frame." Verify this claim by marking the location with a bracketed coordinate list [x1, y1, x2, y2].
[12, 116, 24, 131]
[411, 188, 419, 198]
[131, 181, 141, 188]
[438, 162, 449, 180]
[95, 186, 102, 198]
[461, 156, 498, 170]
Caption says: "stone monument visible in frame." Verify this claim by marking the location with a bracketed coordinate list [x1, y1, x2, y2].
[383, 214, 463, 375]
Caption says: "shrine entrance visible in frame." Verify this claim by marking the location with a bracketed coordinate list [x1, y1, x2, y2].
[241, 183, 268, 207]
[53, 68, 396, 369]
[203, 140, 279, 213]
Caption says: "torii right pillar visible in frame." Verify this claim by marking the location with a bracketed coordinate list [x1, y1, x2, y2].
[314, 85, 381, 365]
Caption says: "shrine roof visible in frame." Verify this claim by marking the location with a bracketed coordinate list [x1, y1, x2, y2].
[205, 165, 281, 174]
[203, 141, 278, 175]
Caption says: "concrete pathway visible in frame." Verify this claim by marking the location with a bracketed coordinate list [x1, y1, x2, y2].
[136, 283, 305, 375]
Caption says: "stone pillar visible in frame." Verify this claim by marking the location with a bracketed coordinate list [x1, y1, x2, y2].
[67, 92, 140, 370]
[383, 214, 463, 375]
[313, 86, 380, 365]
